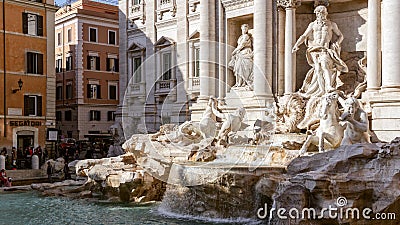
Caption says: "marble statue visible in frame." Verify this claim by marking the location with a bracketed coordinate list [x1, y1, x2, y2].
[228, 24, 254, 88]
[300, 92, 344, 154]
[276, 94, 306, 133]
[199, 97, 218, 139]
[292, 5, 348, 98]
[211, 102, 246, 144]
[339, 96, 369, 145]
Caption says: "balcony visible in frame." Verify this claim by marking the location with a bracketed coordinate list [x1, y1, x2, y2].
[155, 79, 176, 95]
[129, 2, 145, 22]
[156, 0, 176, 20]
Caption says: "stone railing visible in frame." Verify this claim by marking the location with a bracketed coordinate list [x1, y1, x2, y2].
[129, 2, 145, 22]
[131, 82, 145, 96]
[188, 77, 200, 93]
[155, 79, 176, 95]
[156, 0, 176, 20]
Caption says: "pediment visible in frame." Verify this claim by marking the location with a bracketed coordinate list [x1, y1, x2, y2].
[154, 36, 175, 47]
[128, 42, 145, 51]
[188, 30, 199, 40]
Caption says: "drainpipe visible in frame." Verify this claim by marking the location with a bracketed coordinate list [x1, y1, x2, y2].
[3, 0, 7, 137]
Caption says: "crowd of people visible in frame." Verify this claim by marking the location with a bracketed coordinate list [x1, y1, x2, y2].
[1, 146, 49, 170]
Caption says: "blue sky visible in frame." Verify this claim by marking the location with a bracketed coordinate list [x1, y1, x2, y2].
[55, 0, 118, 7]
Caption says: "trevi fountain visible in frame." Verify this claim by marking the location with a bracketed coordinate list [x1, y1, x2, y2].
[2, 0, 400, 224]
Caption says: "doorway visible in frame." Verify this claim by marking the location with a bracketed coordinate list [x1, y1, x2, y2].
[17, 135, 34, 150]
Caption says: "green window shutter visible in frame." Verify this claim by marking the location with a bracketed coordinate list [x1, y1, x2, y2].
[22, 13, 28, 34]
[37, 15, 43, 36]
[37, 96, 42, 116]
[37, 53, 43, 74]
[24, 96, 30, 116]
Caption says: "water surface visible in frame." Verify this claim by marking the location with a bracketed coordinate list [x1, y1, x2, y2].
[0, 192, 249, 225]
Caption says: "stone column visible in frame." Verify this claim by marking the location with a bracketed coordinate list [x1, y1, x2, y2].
[282, 0, 299, 95]
[199, 0, 216, 101]
[367, 0, 381, 92]
[253, 0, 273, 99]
[381, 0, 400, 92]
[277, 6, 285, 96]
[218, 1, 226, 103]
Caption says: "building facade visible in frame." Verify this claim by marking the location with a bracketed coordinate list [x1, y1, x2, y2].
[55, 0, 119, 140]
[0, 0, 57, 149]
[119, 0, 400, 142]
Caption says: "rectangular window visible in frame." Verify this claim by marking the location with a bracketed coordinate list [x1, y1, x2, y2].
[133, 57, 141, 83]
[24, 95, 42, 116]
[66, 56, 73, 71]
[56, 111, 62, 121]
[56, 86, 63, 100]
[89, 27, 97, 42]
[65, 110, 72, 121]
[66, 84, 73, 99]
[56, 58, 62, 73]
[57, 32, 62, 46]
[22, 13, 43, 36]
[106, 58, 119, 72]
[162, 52, 171, 80]
[87, 84, 101, 99]
[67, 28, 72, 43]
[133, 0, 141, 5]
[89, 110, 101, 121]
[107, 111, 116, 121]
[108, 30, 116, 45]
[109, 85, 117, 100]
[194, 48, 200, 77]
[87, 56, 100, 70]
[27, 52, 43, 74]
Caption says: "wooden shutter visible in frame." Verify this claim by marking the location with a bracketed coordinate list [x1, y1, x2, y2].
[27, 52, 33, 73]
[96, 111, 101, 121]
[87, 56, 91, 69]
[22, 13, 28, 34]
[24, 95, 30, 116]
[37, 96, 42, 116]
[96, 56, 100, 70]
[115, 59, 119, 72]
[106, 58, 110, 71]
[96, 85, 101, 99]
[37, 15, 43, 36]
[87, 84, 91, 98]
[37, 53, 43, 74]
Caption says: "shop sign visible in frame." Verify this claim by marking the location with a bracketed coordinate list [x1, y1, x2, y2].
[9, 120, 42, 127]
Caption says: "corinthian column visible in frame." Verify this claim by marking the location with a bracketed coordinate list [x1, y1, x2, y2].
[367, 0, 381, 92]
[277, 5, 285, 96]
[279, 0, 299, 95]
[253, 0, 273, 99]
[381, 0, 400, 92]
[199, 0, 216, 101]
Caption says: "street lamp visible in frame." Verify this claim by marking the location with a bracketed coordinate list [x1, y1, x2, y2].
[12, 78, 23, 93]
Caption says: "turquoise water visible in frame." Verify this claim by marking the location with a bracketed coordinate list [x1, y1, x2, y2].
[0, 192, 248, 225]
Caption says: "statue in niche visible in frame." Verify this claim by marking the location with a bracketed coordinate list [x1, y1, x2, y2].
[292, 5, 348, 98]
[339, 96, 370, 145]
[228, 24, 254, 89]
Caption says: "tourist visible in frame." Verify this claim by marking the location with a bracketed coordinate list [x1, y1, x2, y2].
[74, 150, 80, 160]
[47, 162, 53, 183]
[11, 147, 17, 169]
[43, 148, 48, 162]
[63, 162, 70, 180]
[0, 169, 12, 187]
